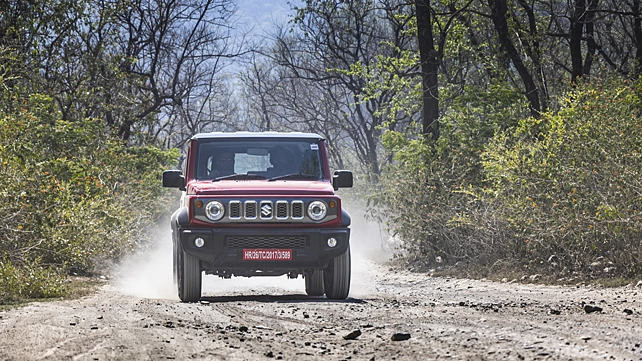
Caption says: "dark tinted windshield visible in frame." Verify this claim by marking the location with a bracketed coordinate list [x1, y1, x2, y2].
[195, 139, 323, 180]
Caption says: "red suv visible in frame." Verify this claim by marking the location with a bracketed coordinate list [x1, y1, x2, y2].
[163, 132, 353, 302]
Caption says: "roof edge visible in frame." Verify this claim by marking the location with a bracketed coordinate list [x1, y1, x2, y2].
[191, 131, 325, 140]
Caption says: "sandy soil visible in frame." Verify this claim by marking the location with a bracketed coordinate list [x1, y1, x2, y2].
[1, 216, 642, 360]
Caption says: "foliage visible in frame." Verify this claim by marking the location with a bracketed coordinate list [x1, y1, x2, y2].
[0, 92, 180, 302]
[375, 77, 642, 280]
[1, 0, 238, 148]
[482, 77, 642, 277]
[371, 85, 530, 270]
[0, 258, 66, 302]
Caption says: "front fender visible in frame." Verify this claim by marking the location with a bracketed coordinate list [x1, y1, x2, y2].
[341, 209, 351, 227]
[171, 207, 190, 229]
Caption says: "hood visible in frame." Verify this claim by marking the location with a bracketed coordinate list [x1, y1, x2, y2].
[187, 179, 336, 196]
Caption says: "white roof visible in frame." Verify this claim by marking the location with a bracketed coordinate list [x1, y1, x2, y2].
[191, 131, 324, 140]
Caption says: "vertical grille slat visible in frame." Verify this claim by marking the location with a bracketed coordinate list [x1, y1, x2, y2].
[291, 201, 304, 219]
[245, 201, 257, 219]
[229, 201, 241, 219]
[276, 201, 288, 219]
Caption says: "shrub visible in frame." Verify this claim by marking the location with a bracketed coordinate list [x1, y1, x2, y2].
[483, 77, 642, 277]
[371, 85, 528, 271]
[0, 258, 66, 302]
[0, 93, 180, 302]
[374, 78, 642, 280]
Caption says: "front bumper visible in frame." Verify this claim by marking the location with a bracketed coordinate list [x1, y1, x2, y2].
[176, 226, 350, 274]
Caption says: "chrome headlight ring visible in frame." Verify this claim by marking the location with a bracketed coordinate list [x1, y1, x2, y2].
[307, 200, 327, 221]
[205, 200, 225, 221]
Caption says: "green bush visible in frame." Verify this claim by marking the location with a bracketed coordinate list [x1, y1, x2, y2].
[483, 77, 642, 277]
[0, 93, 180, 302]
[0, 258, 66, 301]
[375, 78, 642, 281]
[371, 84, 528, 270]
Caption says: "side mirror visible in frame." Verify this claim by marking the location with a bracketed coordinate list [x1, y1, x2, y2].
[332, 170, 353, 190]
[163, 170, 185, 189]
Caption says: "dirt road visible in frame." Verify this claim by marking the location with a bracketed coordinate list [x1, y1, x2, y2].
[1, 224, 642, 360]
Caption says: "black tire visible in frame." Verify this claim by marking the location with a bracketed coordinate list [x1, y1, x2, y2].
[177, 244, 202, 302]
[305, 269, 325, 296]
[324, 247, 351, 300]
[172, 232, 178, 287]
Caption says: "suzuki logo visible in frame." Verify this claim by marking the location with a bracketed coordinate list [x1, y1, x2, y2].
[261, 203, 272, 218]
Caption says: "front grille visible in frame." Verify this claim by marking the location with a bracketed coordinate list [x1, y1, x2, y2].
[228, 200, 304, 221]
[226, 235, 308, 249]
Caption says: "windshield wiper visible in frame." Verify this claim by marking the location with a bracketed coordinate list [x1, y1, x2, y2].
[268, 174, 320, 182]
[213, 174, 267, 182]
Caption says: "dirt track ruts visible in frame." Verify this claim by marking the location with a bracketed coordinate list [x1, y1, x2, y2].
[1, 254, 642, 361]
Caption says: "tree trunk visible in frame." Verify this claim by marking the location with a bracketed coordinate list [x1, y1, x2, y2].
[515, 0, 548, 110]
[415, 0, 440, 141]
[582, 0, 599, 76]
[488, 0, 541, 117]
[632, 0, 642, 77]
[570, 0, 586, 82]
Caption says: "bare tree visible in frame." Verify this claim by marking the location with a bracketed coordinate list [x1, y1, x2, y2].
[240, 46, 353, 170]
[113, 0, 242, 142]
[487, 0, 542, 116]
[25, 0, 243, 147]
[241, 0, 417, 176]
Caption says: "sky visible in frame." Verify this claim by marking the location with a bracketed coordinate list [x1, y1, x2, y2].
[235, 0, 299, 38]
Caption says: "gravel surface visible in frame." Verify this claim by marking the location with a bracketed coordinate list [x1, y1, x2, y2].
[1, 222, 642, 360]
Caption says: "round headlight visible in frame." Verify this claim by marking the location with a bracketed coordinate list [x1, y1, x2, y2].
[307, 201, 327, 221]
[205, 200, 225, 221]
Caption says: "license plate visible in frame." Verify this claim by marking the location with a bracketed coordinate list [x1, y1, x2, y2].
[243, 249, 293, 261]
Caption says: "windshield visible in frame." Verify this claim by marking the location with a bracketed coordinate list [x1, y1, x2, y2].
[195, 138, 324, 181]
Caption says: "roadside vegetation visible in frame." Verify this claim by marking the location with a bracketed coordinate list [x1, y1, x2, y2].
[3, 0, 642, 302]
[0, 91, 179, 302]
[374, 77, 642, 281]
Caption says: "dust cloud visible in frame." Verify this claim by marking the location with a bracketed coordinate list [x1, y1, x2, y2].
[113, 205, 392, 300]
[112, 228, 178, 300]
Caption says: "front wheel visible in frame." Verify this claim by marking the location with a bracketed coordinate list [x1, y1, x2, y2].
[176, 244, 202, 302]
[305, 269, 325, 296]
[324, 247, 351, 300]
[172, 232, 179, 287]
